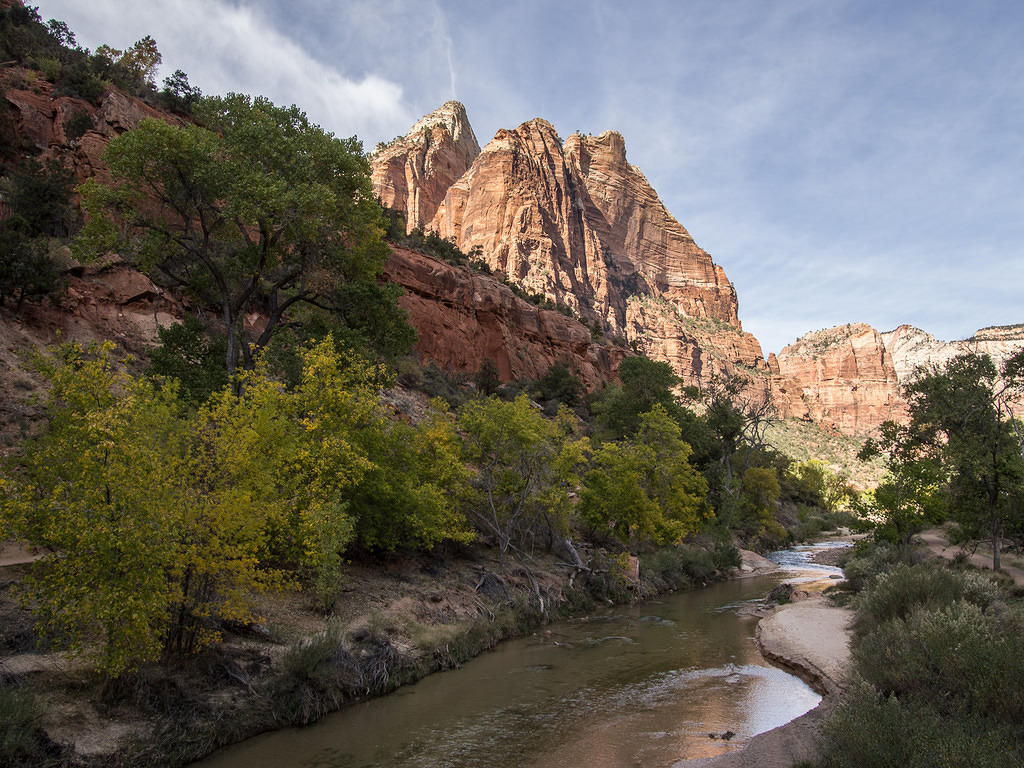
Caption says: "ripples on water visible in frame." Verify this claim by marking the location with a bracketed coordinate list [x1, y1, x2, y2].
[195, 557, 839, 768]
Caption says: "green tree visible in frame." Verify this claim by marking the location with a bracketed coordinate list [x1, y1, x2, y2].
[160, 68, 202, 113]
[147, 316, 229, 404]
[898, 352, 1024, 570]
[76, 93, 399, 377]
[347, 402, 474, 554]
[0, 338, 462, 673]
[0, 343, 288, 674]
[0, 159, 76, 308]
[593, 356, 683, 438]
[857, 421, 944, 547]
[579, 405, 708, 548]
[458, 395, 587, 562]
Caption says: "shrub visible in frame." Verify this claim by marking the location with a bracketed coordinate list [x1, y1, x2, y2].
[820, 679, 1024, 768]
[853, 562, 1000, 640]
[62, 109, 92, 142]
[641, 545, 718, 591]
[838, 540, 908, 593]
[0, 684, 58, 768]
[855, 602, 1024, 722]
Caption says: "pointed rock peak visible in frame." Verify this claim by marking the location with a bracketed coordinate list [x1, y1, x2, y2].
[514, 117, 561, 141]
[405, 100, 479, 152]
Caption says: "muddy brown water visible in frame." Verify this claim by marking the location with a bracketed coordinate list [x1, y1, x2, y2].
[195, 563, 832, 768]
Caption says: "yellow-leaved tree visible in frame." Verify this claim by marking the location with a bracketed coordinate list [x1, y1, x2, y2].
[0, 338, 471, 674]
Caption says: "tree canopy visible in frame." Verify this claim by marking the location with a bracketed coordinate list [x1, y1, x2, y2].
[76, 93, 407, 375]
[865, 351, 1024, 567]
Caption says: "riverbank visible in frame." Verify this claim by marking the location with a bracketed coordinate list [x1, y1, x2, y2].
[675, 541, 854, 768]
[1, 541, 742, 767]
[678, 594, 853, 768]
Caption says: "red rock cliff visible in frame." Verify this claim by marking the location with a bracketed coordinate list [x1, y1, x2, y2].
[774, 323, 905, 433]
[372, 110, 770, 397]
[370, 101, 480, 233]
[382, 246, 625, 389]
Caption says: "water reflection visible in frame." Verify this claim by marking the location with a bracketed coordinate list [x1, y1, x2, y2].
[196, 574, 821, 768]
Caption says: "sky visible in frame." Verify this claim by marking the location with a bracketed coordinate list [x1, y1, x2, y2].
[34, 0, 1024, 354]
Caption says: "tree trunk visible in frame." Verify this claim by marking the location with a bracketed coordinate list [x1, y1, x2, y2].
[992, 521, 1001, 571]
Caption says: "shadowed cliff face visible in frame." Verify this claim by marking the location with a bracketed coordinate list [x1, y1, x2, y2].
[382, 246, 626, 389]
[3, 77, 185, 184]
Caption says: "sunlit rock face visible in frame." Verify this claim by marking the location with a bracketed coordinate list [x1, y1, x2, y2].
[374, 107, 769, 398]
[370, 101, 480, 233]
[882, 323, 1024, 382]
[373, 104, 1024, 434]
[431, 119, 741, 335]
[774, 323, 905, 434]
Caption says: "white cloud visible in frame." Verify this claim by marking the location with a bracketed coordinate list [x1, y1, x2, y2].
[35, 0, 415, 144]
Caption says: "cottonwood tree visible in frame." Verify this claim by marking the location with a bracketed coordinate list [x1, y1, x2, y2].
[0, 339, 473, 673]
[870, 351, 1024, 569]
[76, 94, 396, 378]
[578, 405, 709, 549]
[458, 395, 587, 563]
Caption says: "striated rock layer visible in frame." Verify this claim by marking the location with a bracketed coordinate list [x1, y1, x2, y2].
[430, 121, 740, 333]
[881, 324, 1024, 382]
[374, 108, 769, 401]
[383, 246, 626, 389]
[775, 322, 1024, 434]
[774, 324, 904, 434]
[370, 101, 480, 233]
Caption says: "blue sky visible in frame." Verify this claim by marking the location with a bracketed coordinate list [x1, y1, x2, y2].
[36, 0, 1024, 354]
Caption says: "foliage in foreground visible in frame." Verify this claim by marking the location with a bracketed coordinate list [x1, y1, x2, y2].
[818, 547, 1024, 768]
[0, 339, 470, 675]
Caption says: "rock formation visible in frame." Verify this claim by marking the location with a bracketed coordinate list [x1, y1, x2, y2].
[881, 323, 1024, 382]
[374, 109, 769, 398]
[774, 322, 1024, 433]
[370, 101, 480, 233]
[774, 323, 905, 433]
[3, 75, 184, 184]
[383, 246, 625, 389]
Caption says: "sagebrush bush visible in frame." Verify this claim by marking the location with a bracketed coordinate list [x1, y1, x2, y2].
[641, 545, 718, 591]
[855, 601, 1024, 720]
[838, 541, 908, 593]
[821, 679, 1024, 768]
[853, 562, 999, 639]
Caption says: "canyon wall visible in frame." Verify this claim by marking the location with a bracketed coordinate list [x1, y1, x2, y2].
[774, 322, 1024, 433]
[373, 106, 770, 400]
[383, 247, 625, 389]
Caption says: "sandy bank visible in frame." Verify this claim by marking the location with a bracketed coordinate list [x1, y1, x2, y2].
[677, 593, 852, 768]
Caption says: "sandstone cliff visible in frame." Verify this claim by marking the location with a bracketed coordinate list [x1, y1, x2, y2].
[3, 74, 185, 184]
[774, 323, 905, 433]
[370, 101, 480, 233]
[774, 322, 1024, 434]
[374, 109, 768, 397]
[881, 323, 1024, 382]
[383, 247, 625, 389]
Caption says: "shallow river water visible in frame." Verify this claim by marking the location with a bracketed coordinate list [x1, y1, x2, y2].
[196, 547, 843, 768]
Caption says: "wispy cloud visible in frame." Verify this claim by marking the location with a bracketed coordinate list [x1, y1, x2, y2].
[36, 0, 415, 142]
[431, 0, 457, 99]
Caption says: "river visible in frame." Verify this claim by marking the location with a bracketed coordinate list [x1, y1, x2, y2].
[195, 545, 843, 768]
